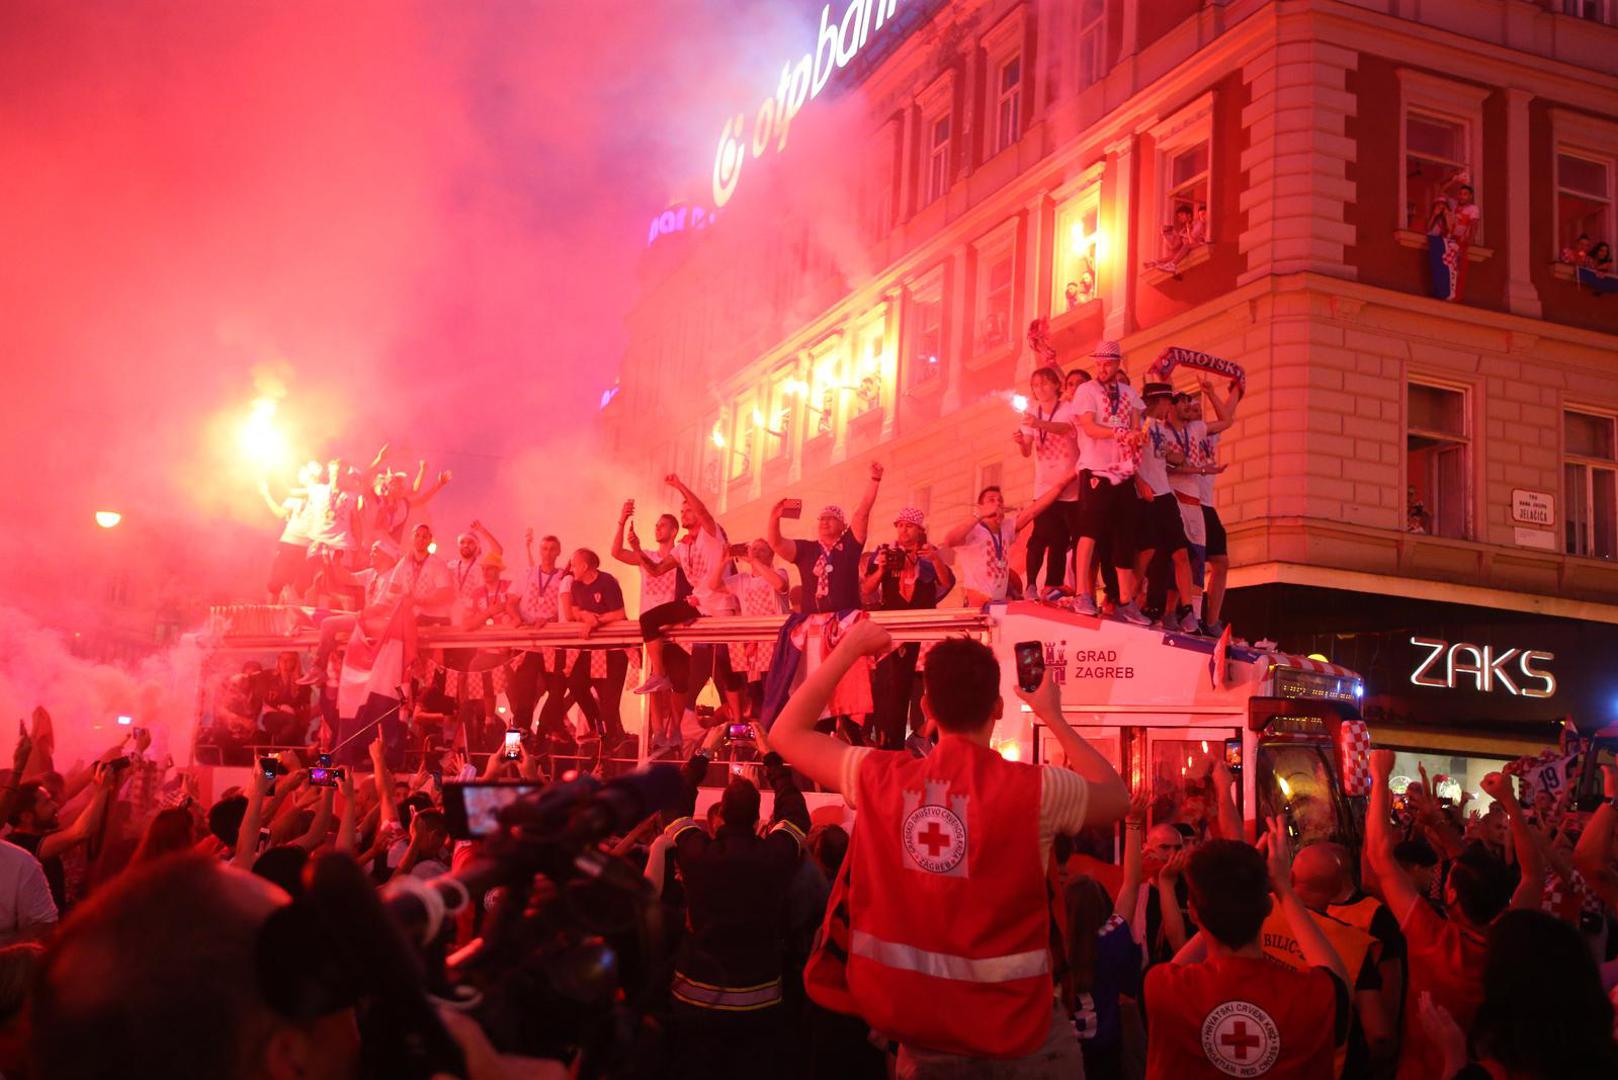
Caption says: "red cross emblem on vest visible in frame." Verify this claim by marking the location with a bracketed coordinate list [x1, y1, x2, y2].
[900, 780, 969, 877]
[1200, 1000, 1281, 1076]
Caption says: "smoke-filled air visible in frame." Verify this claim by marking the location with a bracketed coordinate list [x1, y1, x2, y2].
[0, 0, 871, 759]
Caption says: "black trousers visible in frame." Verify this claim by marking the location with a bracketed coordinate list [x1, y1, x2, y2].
[508, 652, 574, 738]
[1027, 501, 1073, 590]
[669, 1001, 787, 1080]
[566, 650, 629, 740]
[868, 643, 920, 750]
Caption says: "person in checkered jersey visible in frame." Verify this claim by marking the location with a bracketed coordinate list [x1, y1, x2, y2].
[1013, 365, 1081, 598]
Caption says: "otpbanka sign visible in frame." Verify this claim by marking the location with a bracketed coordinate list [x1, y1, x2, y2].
[1409, 637, 1556, 699]
[711, 0, 907, 208]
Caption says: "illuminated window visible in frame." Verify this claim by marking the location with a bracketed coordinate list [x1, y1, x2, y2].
[1077, 0, 1106, 88]
[1053, 186, 1101, 312]
[973, 226, 1016, 352]
[809, 344, 842, 439]
[1166, 143, 1209, 235]
[908, 283, 944, 387]
[855, 326, 886, 412]
[995, 55, 1022, 154]
[1565, 410, 1617, 559]
[1146, 94, 1214, 268]
[761, 374, 794, 462]
[1556, 150, 1614, 260]
[927, 114, 951, 205]
[1406, 382, 1470, 540]
[728, 402, 753, 481]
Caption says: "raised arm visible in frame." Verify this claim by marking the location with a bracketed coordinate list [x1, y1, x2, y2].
[39, 763, 116, 862]
[1481, 772, 1544, 911]
[849, 461, 884, 545]
[666, 473, 715, 534]
[258, 482, 291, 520]
[609, 501, 637, 566]
[232, 767, 271, 869]
[1012, 478, 1075, 533]
[767, 499, 797, 562]
[1155, 851, 1191, 953]
[336, 769, 359, 855]
[408, 466, 451, 508]
[1573, 765, 1618, 909]
[470, 520, 503, 559]
[1014, 672, 1129, 825]
[293, 787, 336, 852]
[1264, 818, 1350, 984]
[370, 738, 399, 833]
[1366, 749, 1426, 924]
[770, 620, 892, 790]
[1115, 788, 1148, 921]
[1201, 377, 1241, 435]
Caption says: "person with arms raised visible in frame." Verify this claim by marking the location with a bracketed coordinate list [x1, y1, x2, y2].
[770, 620, 1128, 1077]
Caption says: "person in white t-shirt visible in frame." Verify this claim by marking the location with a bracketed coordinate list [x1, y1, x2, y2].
[634, 475, 742, 736]
[612, 500, 690, 753]
[940, 480, 1071, 606]
[0, 839, 56, 945]
[445, 521, 503, 627]
[1132, 382, 1200, 632]
[1014, 366, 1081, 598]
[1070, 341, 1150, 623]
[387, 523, 456, 624]
[300, 538, 402, 686]
[258, 460, 322, 602]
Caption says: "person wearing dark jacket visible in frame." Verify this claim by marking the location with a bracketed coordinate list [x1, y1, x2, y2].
[662, 747, 810, 1080]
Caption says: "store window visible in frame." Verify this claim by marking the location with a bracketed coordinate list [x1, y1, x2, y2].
[1406, 381, 1470, 539]
[1077, 0, 1106, 89]
[1565, 409, 1618, 559]
[1388, 750, 1514, 814]
[926, 113, 951, 205]
[994, 55, 1022, 155]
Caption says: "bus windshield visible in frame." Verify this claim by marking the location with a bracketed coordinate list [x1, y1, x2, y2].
[1256, 742, 1346, 848]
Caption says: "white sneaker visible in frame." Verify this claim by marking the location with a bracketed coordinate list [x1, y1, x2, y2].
[632, 673, 672, 695]
[1072, 595, 1100, 616]
[1114, 601, 1151, 626]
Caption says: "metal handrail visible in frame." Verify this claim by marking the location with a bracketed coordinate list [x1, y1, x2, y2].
[205, 605, 995, 653]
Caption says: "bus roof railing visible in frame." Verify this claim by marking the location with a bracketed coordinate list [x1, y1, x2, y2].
[204, 604, 996, 653]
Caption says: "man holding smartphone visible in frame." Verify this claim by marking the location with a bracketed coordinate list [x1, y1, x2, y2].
[768, 461, 884, 614]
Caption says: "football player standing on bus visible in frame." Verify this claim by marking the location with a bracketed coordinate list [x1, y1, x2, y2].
[1069, 341, 1149, 623]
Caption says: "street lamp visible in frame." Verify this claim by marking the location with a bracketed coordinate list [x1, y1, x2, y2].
[95, 511, 122, 529]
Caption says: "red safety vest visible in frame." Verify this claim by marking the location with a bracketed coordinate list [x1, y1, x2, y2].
[844, 736, 1052, 1058]
[1145, 954, 1338, 1078]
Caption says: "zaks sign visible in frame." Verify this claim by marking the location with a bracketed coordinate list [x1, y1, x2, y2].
[1408, 637, 1556, 699]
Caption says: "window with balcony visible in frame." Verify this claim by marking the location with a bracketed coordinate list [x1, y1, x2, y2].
[854, 326, 887, 414]
[1406, 382, 1470, 539]
[808, 345, 841, 441]
[761, 375, 794, 462]
[1144, 94, 1214, 275]
[995, 55, 1022, 155]
[926, 114, 951, 205]
[1077, 0, 1106, 89]
[1397, 72, 1486, 241]
[1565, 410, 1617, 559]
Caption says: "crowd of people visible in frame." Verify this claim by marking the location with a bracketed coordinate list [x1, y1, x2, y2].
[226, 339, 1241, 765]
[6, 621, 1618, 1078]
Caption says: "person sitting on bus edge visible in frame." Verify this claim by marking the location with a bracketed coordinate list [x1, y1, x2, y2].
[938, 479, 1069, 607]
[1365, 751, 1543, 1080]
[1142, 825, 1351, 1078]
[769, 620, 1129, 1075]
[767, 461, 884, 614]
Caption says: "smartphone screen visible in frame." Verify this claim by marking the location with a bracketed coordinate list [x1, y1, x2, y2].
[502, 729, 522, 760]
[1224, 737, 1243, 772]
[728, 543, 749, 557]
[725, 722, 751, 740]
[1013, 640, 1045, 693]
[443, 781, 543, 840]
[308, 766, 339, 787]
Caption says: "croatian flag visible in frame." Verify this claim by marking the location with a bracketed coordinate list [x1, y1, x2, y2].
[759, 610, 878, 728]
[337, 597, 414, 720]
[1427, 234, 1465, 302]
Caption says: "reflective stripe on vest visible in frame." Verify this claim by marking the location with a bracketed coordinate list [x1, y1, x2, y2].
[850, 930, 1050, 984]
[670, 972, 783, 1011]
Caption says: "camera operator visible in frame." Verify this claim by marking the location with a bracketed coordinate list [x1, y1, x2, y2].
[859, 507, 953, 749]
[661, 739, 811, 1079]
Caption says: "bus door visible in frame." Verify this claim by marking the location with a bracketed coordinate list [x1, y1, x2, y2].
[1140, 727, 1243, 840]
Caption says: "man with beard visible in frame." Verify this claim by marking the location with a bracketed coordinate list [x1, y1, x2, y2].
[768, 462, 885, 613]
[9, 762, 118, 913]
[940, 480, 1069, 606]
[859, 507, 953, 749]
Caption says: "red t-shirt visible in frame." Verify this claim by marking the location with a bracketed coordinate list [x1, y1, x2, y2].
[1144, 954, 1346, 1078]
[1397, 901, 1488, 1080]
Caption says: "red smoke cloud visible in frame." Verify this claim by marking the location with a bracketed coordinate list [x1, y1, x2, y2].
[0, 0, 817, 624]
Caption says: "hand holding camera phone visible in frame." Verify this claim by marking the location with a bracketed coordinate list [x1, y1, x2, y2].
[1013, 640, 1045, 693]
[308, 753, 344, 788]
[780, 498, 803, 519]
[503, 729, 523, 761]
